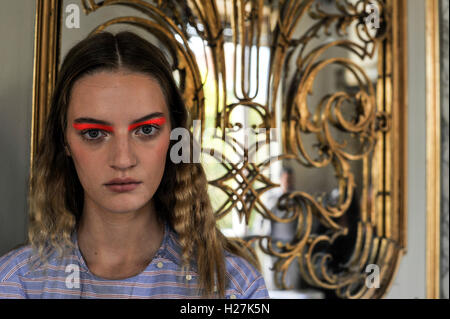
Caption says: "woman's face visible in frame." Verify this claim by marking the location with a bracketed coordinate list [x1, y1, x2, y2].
[65, 70, 171, 215]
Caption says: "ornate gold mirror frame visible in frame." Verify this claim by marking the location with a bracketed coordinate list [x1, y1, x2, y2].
[31, 0, 408, 298]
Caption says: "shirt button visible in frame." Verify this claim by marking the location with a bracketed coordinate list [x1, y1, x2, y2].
[230, 294, 237, 299]
[157, 262, 163, 269]
[186, 274, 192, 281]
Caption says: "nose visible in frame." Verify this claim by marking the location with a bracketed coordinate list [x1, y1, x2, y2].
[109, 133, 137, 170]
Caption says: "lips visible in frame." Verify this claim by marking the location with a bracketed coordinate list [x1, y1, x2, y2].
[105, 178, 142, 193]
[105, 177, 140, 185]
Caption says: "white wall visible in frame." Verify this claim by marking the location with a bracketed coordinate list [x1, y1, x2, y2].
[385, 0, 427, 299]
[0, 0, 36, 255]
[439, 0, 449, 300]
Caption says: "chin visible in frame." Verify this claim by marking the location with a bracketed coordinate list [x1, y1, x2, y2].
[104, 197, 151, 214]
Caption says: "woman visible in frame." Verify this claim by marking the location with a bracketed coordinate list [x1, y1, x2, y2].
[0, 31, 269, 299]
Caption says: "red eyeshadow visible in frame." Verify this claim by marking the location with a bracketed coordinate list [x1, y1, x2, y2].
[73, 123, 114, 132]
[128, 117, 166, 131]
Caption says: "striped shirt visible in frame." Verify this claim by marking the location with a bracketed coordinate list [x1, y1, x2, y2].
[0, 223, 269, 299]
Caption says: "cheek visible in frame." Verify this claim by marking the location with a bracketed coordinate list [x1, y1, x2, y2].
[68, 139, 104, 184]
[141, 136, 170, 170]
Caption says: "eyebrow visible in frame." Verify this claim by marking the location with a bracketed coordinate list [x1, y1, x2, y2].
[128, 117, 166, 131]
[73, 112, 166, 131]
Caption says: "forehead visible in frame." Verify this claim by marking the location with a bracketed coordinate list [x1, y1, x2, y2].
[68, 70, 168, 120]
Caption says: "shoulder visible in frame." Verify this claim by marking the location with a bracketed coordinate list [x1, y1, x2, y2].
[223, 251, 270, 299]
[0, 244, 39, 298]
[0, 245, 39, 282]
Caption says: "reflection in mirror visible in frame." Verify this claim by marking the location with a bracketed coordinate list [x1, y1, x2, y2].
[53, 0, 406, 298]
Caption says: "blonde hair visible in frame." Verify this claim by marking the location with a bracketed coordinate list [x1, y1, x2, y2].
[27, 31, 259, 298]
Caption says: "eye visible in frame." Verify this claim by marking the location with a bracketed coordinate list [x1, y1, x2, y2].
[81, 129, 107, 141]
[135, 125, 160, 137]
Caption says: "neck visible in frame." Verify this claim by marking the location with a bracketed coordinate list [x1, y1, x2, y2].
[76, 198, 164, 279]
